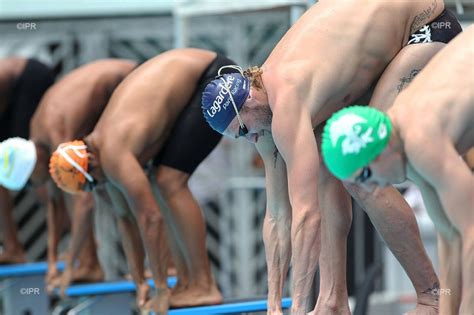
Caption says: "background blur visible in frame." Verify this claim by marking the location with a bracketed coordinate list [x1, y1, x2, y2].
[0, 0, 473, 314]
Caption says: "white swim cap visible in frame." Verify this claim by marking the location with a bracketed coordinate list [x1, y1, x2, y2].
[0, 138, 37, 190]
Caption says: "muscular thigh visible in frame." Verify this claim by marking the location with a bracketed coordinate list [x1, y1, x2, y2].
[369, 42, 445, 111]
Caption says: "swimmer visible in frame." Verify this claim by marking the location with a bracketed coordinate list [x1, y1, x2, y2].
[322, 26, 474, 314]
[201, 1, 461, 313]
[0, 59, 136, 294]
[0, 57, 55, 264]
[49, 48, 233, 314]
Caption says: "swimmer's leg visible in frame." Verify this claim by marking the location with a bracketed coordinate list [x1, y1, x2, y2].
[152, 166, 222, 308]
[0, 187, 26, 264]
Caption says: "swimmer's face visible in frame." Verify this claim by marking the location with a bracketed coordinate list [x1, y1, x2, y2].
[223, 115, 263, 144]
[223, 88, 272, 144]
[347, 149, 407, 192]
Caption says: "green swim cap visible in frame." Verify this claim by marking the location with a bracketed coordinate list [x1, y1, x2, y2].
[321, 106, 392, 180]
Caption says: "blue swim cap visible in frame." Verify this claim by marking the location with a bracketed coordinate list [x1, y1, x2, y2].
[202, 72, 250, 134]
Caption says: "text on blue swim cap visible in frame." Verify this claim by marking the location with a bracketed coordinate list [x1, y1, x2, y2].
[206, 75, 235, 118]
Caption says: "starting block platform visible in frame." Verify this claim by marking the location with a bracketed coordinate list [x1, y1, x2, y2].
[168, 297, 292, 314]
[0, 261, 64, 315]
[61, 277, 177, 315]
[1, 262, 291, 314]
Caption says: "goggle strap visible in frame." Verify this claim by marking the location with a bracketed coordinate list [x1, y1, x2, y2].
[56, 145, 94, 183]
[219, 77, 246, 130]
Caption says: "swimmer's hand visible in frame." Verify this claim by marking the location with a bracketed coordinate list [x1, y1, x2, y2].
[59, 265, 73, 298]
[144, 287, 170, 315]
[45, 262, 60, 294]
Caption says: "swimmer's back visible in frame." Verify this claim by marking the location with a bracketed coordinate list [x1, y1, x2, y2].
[30, 59, 136, 148]
[394, 26, 474, 153]
[263, 0, 444, 126]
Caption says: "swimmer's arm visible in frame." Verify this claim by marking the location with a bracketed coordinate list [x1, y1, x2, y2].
[408, 137, 473, 231]
[100, 152, 168, 290]
[408, 167, 459, 240]
[271, 102, 321, 312]
[408, 169, 462, 305]
[44, 183, 67, 291]
[408, 137, 474, 298]
[101, 183, 150, 296]
[255, 132, 292, 313]
[102, 183, 133, 217]
[66, 193, 95, 265]
[60, 193, 94, 297]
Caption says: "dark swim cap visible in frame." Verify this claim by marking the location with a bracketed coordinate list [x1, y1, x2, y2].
[201, 71, 250, 134]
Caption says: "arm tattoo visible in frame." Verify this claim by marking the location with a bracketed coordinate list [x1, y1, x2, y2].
[421, 282, 440, 302]
[410, 0, 437, 34]
[273, 146, 279, 169]
[397, 69, 420, 93]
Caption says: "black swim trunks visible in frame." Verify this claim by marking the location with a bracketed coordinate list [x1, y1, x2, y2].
[408, 9, 462, 45]
[0, 59, 55, 140]
[152, 54, 236, 174]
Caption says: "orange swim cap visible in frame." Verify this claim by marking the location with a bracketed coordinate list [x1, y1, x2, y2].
[49, 140, 93, 194]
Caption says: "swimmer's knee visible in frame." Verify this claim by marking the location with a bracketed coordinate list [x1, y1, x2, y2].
[155, 166, 189, 197]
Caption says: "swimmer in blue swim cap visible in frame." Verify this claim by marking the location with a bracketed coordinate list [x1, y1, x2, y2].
[199, 1, 462, 313]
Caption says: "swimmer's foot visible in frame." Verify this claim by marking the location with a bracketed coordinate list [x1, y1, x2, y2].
[125, 269, 153, 281]
[0, 249, 27, 264]
[310, 297, 351, 315]
[143, 289, 170, 315]
[136, 282, 151, 310]
[58, 251, 69, 261]
[167, 266, 177, 277]
[404, 301, 439, 315]
[170, 283, 222, 308]
[72, 263, 104, 283]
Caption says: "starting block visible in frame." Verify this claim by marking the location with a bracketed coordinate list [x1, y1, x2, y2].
[167, 297, 292, 315]
[0, 261, 64, 315]
[62, 277, 177, 315]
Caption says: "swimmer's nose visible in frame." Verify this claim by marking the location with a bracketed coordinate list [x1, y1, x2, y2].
[245, 133, 259, 144]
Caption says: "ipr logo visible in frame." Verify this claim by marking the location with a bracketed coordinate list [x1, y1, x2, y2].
[16, 22, 37, 31]
[431, 21, 451, 29]
[20, 288, 40, 295]
[432, 288, 451, 296]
